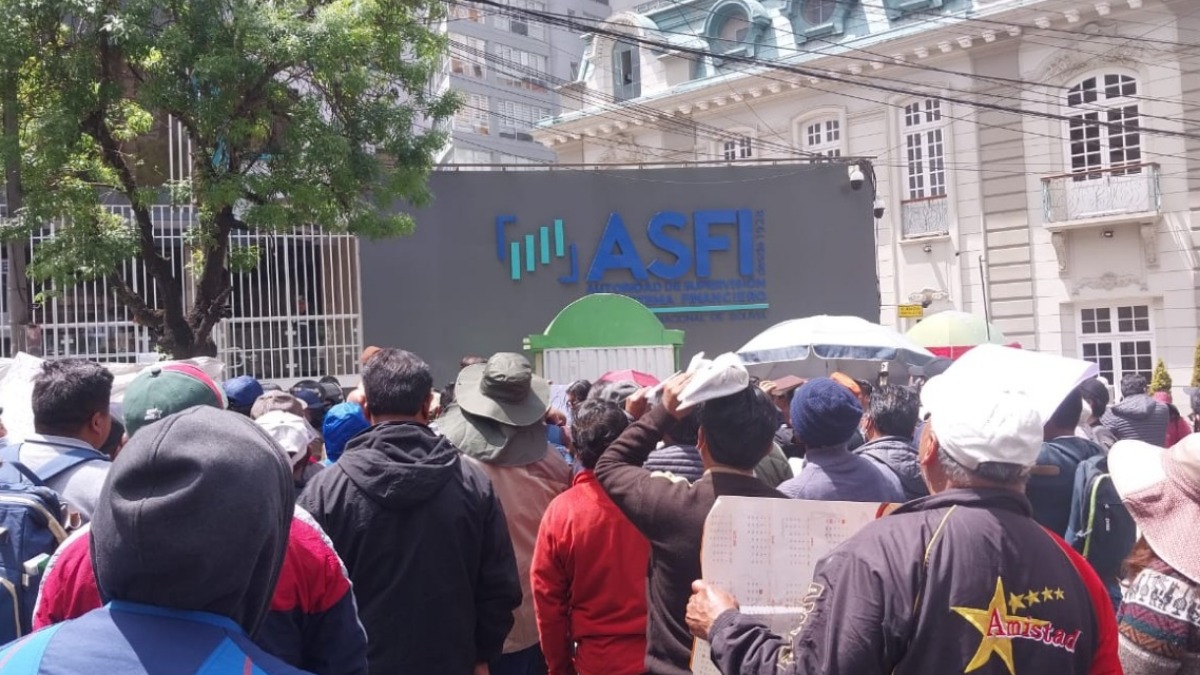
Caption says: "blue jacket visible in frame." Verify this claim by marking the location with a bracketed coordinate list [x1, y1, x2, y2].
[1027, 436, 1105, 537]
[778, 444, 905, 503]
[0, 602, 311, 674]
[854, 436, 929, 502]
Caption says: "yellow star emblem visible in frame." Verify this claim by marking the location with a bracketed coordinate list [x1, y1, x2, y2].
[952, 578, 1050, 675]
[1042, 588, 1055, 602]
[1055, 589, 1065, 600]
[1008, 593, 1026, 612]
[1024, 590, 1040, 606]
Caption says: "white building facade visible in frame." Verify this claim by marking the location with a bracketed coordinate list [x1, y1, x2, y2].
[537, 0, 1200, 394]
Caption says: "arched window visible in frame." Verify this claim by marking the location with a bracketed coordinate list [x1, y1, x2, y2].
[715, 6, 751, 45]
[705, 0, 767, 56]
[801, 116, 842, 157]
[1066, 73, 1141, 178]
[612, 40, 640, 101]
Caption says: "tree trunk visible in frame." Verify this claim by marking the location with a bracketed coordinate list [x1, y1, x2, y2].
[2, 71, 30, 357]
[181, 205, 235, 360]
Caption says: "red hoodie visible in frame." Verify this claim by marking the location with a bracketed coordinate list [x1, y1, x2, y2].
[531, 469, 651, 675]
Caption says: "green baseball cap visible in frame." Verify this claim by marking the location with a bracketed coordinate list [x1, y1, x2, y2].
[123, 364, 227, 437]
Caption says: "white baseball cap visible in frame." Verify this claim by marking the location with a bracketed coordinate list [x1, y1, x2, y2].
[919, 344, 1101, 470]
[920, 367, 1044, 470]
[255, 410, 319, 468]
[677, 352, 750, 410]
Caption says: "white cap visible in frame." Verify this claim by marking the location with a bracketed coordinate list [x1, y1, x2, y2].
[918, 344, 1100, 470]
[255, 411, 319, 468]
[920, 368, 1044, 470]
[678, 352, 750, 410]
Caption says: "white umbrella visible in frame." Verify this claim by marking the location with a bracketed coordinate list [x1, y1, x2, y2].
[736, 315, 937, 372]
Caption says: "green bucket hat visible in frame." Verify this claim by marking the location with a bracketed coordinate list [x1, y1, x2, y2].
[454, 353, 550, 427]
[438, 404, 549, 466]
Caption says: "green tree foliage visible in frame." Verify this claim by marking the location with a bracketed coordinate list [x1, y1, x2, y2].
[1192, 342, 1200, 388]
[1151, 358, 1172, 393]
[0, 0, 456, 356]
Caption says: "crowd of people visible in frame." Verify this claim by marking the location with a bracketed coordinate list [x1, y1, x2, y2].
[0, 344, 1196, 674]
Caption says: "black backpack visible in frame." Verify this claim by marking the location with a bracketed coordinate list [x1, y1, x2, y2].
[1066, 455, 1136, 589]
[0, 443, 104, 642]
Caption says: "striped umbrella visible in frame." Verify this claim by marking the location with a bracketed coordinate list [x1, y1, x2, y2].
[905, 310, 1014, 359]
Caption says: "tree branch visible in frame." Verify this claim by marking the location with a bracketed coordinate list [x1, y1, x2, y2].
[107, 273, 162, 336]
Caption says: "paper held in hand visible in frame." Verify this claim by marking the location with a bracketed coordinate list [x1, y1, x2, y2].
[689, 497, 893, 675]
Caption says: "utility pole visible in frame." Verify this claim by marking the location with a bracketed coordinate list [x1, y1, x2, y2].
[3, 71, 30, 356]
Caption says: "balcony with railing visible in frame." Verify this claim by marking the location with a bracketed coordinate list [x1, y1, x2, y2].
[1041, 163, 1161, 230]
[901, 194, 950, 238]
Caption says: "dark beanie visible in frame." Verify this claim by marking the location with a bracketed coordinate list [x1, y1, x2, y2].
[790, 377, 864, 448]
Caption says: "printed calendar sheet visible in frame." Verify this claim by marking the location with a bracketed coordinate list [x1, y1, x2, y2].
[690, 497, 889, 675]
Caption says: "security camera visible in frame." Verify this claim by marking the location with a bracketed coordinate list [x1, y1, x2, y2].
[848, 165, 864, 190]
[873, 198, 885, 219]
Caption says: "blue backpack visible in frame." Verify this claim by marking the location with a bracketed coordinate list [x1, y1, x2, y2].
[1065, 455, 1137, 592]
[0, 443, 105, 642]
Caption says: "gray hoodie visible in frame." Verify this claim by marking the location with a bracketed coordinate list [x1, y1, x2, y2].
[1100, 394, 1169, 446]
[91, 406, 294, 635]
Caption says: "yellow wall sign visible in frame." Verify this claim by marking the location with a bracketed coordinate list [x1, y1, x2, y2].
[898, 304, 925, 319]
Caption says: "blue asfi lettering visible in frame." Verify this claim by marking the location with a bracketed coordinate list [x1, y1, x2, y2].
[693, 209, 753, 278]
[645, 211, 692, 280]
[586, 213, 648, 281]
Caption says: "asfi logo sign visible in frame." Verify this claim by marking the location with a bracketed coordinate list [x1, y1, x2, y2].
[495, 209, 768, 322]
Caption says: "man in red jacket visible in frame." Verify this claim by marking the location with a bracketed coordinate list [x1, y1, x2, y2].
[532, 400, 651, 675]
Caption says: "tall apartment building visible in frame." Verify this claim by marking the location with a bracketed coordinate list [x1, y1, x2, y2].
[446, 0, 609, 164]
[536, 0, 1200, 399]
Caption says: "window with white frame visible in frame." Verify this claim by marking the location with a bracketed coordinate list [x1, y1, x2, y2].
[1078, 304, 1153, 385]
[902, 99, 947, 201]
[721, 135, 753, 161]
[802, 117, 842, 157]
[495, 45, 549, 90]
[612, 41, 640, 101]
[454, 94, 491, 135]
[1066, 73, 1142, 179]
[494, 0, 547, 39]
[449, 37, 487, 79]
[498, 100, 551, 132]
[449, 2, 486, 23]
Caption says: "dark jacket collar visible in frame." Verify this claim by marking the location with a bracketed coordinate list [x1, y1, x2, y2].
[892, 487, 1033, 518]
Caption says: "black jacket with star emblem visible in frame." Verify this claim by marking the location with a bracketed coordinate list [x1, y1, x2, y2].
[706, 488, 1121, 675]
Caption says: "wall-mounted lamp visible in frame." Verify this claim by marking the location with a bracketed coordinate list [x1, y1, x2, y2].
[1102, 230, 1115, 238]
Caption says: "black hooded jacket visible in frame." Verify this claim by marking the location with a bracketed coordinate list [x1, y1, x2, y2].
[299, 421, 521, 675]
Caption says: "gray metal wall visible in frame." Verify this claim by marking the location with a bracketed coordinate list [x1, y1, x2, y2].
[362, 164, 879, 385]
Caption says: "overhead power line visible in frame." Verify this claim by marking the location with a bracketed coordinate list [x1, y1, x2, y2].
[464, 0, 1200, 142]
